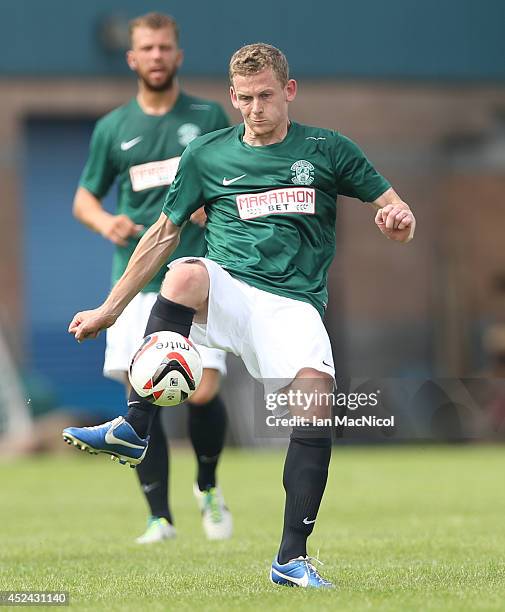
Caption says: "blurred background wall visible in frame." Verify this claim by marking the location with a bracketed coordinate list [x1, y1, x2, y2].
[1, 0, 504, 435]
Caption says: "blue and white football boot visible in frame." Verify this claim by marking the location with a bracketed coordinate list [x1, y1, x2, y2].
[62, 416, 148, 467]
[270, 555, 334, 589]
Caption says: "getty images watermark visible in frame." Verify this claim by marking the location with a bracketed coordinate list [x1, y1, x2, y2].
[263, 387, 394, 428]
[251, 377, 505, 440]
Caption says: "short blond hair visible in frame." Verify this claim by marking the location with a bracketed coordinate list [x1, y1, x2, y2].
[128, 12, 179, 45]
[229, 43, 289, 86]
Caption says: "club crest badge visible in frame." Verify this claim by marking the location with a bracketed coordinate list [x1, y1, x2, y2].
[291, 160, 315, 185]
[177, 123, 201, 146]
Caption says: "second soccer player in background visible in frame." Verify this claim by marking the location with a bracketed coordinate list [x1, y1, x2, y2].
[72, 12, 232, 544]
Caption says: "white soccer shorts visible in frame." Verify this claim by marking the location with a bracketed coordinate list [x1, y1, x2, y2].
[104, 291, 227, 383]
[169, 257, 335, 390]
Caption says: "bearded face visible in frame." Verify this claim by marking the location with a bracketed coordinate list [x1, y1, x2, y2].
[128, 26, 182, 93]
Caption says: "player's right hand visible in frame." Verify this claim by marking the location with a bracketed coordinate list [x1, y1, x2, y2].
[68, 308, 118, 342]
[101, 214, 144, 246]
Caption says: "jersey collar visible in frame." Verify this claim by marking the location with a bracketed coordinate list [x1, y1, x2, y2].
[238, 121, 297, 151]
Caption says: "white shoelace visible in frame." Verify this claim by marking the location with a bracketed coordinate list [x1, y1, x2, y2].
[303, 552, 330, 584]
[84, 417, 120, 431]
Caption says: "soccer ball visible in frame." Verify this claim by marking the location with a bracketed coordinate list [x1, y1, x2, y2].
[128, 331, 202, 406]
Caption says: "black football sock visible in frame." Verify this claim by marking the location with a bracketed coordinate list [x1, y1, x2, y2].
[135, 409, 173, 524]
[125, 393, 159, 440]
[188, 394, 227, 491]
[277, 426, 332, 564]
[125, 295, 196, 438]
[143, 294, 196, 338]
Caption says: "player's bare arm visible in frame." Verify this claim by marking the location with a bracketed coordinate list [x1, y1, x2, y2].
[73, 186, 144, 247]
[69, 213, 181, 341]
[371, 187, 416, 243]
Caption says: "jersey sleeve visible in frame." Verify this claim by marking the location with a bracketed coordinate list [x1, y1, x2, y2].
[162, 146, 204, 226]
[332, 134, 390, 202]
[78, 119, 116, 198]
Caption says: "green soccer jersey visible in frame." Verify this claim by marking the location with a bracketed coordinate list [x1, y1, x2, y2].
[79, 92, 229, 292]
[162, 122, 390, 317]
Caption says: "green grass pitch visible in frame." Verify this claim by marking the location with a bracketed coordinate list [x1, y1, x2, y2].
[1, 445, 504, 611]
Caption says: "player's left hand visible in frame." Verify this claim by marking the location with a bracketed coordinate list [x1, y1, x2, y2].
[190, 207, 207, 228]
[68, 308, 118, 342]
[375, 205, 416, 242]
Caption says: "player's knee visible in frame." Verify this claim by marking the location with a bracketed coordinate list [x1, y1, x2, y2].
[292, 368, 334, 419]
[164, 262, 207, 292]
[296, 367, 333, 383]
[189, 368, 221, 405]
[189, 388, 215, 405]
[161, 262, 209, 310]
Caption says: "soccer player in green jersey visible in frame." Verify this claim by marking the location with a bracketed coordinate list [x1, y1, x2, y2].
[65, 43, 416, 587]
[71, 13, 232, 543]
